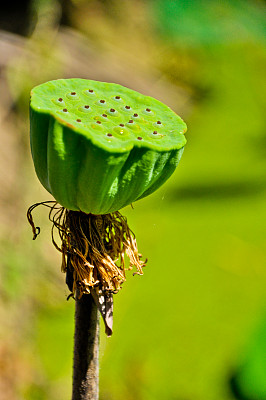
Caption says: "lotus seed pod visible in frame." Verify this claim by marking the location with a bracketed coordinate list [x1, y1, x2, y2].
[30, 78, 187, 214]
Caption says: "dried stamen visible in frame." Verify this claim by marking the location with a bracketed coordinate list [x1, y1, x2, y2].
[26, 202, 146, 299]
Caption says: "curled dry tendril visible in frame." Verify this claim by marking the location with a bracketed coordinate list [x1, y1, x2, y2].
[27, 202, 146, 298]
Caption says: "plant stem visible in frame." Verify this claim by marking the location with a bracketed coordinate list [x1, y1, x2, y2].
[72, 294, 100, 400]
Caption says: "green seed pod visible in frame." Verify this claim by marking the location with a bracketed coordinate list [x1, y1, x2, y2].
[30, 78, 187, 214]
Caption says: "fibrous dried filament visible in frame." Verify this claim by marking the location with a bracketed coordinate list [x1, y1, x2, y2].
[27, 202, 146, 298]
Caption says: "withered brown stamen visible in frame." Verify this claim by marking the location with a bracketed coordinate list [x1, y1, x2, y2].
[26, 202, 146, 299]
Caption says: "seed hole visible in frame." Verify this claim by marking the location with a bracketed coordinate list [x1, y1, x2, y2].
[100, 100, 105, 103]
[89, 89, 94, 93]
[107, 133, 112, 137]
[71, 92, 76, 95]
[119, 124, 125, 127]
[110, 108, 115, 112]
[102, 114, 107, 118]
[153, 131, 158, 135]
[58, 98, 63, 102]
[63, 108, 68, 112]
[76, 119, 81, 122]
[157, 121, 162, 124]
[96, 121, 101, 124]
[84, 105, 90, 109]
[137, 136, 143, 140]
[146, 108, 151, 112]
[115, 96, 120, 99]
[128, 120, 133, 123]
[133, 113, 138, 117]
[125, 105, 130, 109]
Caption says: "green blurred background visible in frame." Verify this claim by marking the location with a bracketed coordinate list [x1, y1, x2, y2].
[0, 0, 265, 399]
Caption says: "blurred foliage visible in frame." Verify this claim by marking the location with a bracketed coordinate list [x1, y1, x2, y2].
[230, 313, 266, 399]
[0, 0, 265, 399]
[153, 0, 266, 47]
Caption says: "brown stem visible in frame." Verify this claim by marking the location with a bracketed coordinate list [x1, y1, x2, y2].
[72, 294, 100, 400]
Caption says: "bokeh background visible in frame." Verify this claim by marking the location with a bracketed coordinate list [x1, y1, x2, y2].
[0, 1, 265, 399]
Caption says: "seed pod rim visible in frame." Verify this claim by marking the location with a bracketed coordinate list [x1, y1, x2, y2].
[30, 78, 187, 154]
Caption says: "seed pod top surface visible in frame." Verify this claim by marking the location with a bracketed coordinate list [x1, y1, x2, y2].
[30, 78, 187, 214]
[31, 79, 186, 152]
